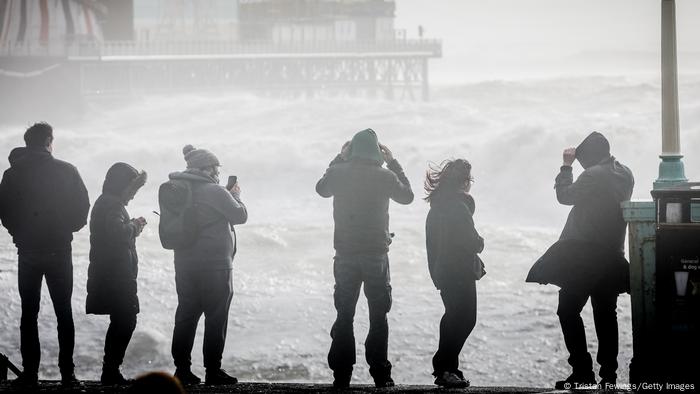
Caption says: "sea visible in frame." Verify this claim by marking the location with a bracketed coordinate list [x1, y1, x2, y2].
[1, 74, 699, 386]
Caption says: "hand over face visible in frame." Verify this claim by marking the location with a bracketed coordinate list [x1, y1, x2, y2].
[379, 143, 394, 163]
[563, 147, 576, 166]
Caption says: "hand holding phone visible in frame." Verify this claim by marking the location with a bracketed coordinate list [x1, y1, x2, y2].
[227, 175, 238, 190]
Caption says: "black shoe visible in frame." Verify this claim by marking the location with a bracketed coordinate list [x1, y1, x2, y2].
[374, 375, 395, 388]
[332, 370, 351, 388]
[554, 372, 596, 390]
[434, 371, 469, 388]
[174, 368, 201, 385]
[61, 371, 81, 386]
[205, 369, 238, 385]
[599, 379, 617, 391]
[12, 372, 38, 387]
[101, 368, 131, 385]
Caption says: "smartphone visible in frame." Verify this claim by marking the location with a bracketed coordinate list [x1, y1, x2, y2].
[226, 175, 238, 189]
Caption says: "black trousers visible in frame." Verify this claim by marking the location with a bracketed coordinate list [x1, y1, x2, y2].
[328, 254, 392, 379]
[172, 269, 233, 371]
[103, 311, 137, 370]
[17, 249, 74, 374]
[557, 288, 618, 381]
[432, 280, 477, 375]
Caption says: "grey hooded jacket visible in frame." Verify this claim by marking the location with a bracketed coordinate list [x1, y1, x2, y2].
[169, 170, 247, 271]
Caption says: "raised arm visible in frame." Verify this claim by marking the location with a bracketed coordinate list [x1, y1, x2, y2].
[555, 166, 597, 206]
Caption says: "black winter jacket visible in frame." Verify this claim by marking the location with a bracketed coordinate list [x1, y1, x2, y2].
[0, 147, 89, 251]
[555, 156, 634, 251]
[170, 170, 248, 271]
[426, 192, 484, 289]
[316, 155, 414, 255]
[87, 193, 140, 315]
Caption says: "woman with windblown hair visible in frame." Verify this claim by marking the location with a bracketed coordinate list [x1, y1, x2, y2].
[425, 159, 484, 388]
[86, 162, 147, 385]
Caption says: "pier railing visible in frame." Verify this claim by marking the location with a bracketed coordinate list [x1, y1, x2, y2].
[0, 39, 442, 58]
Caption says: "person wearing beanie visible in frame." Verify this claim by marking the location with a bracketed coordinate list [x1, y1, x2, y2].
[528, 131, 634, 389]
[167, 145, 247, 386]
[0, 122, 90, 387]
[86, 162, 147, 385]
[316, 128, 414, 388]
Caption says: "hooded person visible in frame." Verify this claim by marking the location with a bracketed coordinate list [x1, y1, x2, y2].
[167, 145, 247, 386]
[87, 162, 147, 385]
[316, 128, 414, 388]
[0, 123, 90, 387]
[526, 131, 634, 389]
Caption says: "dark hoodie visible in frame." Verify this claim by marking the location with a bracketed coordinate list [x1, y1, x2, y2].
[316, 130, 414, 254]
[87, 163, 145, 315]
[426, 192, 484, 289]
[169, 169, 247, 271]
[555, 132, 634, 251]
[0, 146, 89, 251]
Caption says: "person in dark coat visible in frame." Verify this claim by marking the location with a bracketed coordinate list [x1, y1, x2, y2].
[87, 162, 147, 385]
[529, 132, 634, 389]
[316, 128, 414, 388]
[424, 159, 483, 388]
[169, 145, 247, 386]
[0, 122, 89, 386]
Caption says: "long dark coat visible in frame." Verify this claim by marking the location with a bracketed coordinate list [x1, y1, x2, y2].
[426, 192, 484, 289]
[86, 164, 142, 315]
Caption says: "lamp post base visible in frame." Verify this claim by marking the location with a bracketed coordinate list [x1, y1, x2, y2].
[654, 154, 687, 189]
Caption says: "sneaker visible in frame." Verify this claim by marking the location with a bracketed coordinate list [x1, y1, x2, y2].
[554, 372, 597, 390]
[205, 369, 238, 385]
[174, 368, 201, 385]
[434, 371, 468, 388]
[374, 375, 395, 388]
[12, 372, 38, 387]
[61, 371, 81, 386]
[101, 368, 131, 385]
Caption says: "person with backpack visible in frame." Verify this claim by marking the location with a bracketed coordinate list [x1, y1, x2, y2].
[159, 145, 247, 386]
[424, 159, 484, 388]
[86, 162, 147, 385]
[316, 128, 414, 388]
[0, 123, 89, 387]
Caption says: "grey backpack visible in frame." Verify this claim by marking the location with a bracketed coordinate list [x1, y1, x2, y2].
[158, 179, 198, 250]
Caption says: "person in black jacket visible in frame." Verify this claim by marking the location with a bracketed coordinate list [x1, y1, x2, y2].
[0, 122, 90, 386]
[87, 162, 147, 385]
[424, 159, 483, 388]
[538, 132, 634, 389]
[316, 128, 414, 388]
[169, 145, 247, 386]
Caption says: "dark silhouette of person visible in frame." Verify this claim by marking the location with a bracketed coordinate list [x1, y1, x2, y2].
[169, 145, 247, 385]
[424, 159, 483, 388]
[316, 128, 414, 388]
[86, 163, 147, 385]
[528, 132, 634, 389]
[0, 122, 89, 386]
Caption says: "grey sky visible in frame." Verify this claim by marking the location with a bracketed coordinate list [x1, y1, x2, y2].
[394, 0, 700, 81]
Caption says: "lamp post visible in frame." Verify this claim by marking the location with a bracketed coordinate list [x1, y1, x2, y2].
[655, 0, 687, 188]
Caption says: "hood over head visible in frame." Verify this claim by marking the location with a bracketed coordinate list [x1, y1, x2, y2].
[103, 162, 147, 204]
[349, 128, 383, 164]
[576, 131, 611, 169]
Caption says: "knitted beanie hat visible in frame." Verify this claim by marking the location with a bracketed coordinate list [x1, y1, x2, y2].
[183, 144, 220, 169]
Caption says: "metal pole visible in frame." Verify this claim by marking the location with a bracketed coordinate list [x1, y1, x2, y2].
[655, 0, 687, 188]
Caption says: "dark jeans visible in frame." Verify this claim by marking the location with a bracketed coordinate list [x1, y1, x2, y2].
[103, 311, 137, 370]
[328, 254, 392, 379]
[172, 269, 233, 371]
[432, 280, 477, 375]
[557, 288, 619, 381]
[17, 249, 74, 374]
